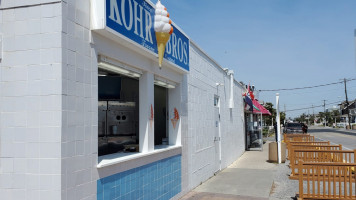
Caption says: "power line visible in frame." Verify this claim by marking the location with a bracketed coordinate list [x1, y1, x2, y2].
[286, 97, 344, 108]
[272, 84, 356, 99]
[285, 85, 351, 95]
[285, 104, 324, 112]
[285, 100, 342, 112]
[259, 78, 356, 92]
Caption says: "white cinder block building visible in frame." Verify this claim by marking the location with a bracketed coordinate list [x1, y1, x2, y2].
[0, 0, 246, 199]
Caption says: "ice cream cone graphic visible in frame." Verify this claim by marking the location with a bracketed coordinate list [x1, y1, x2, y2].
[149, 104, 154, 128]
[171, 108, 180, 129]
[156, 32, 171, 67]
[171, 119, 178, 129]
[154, 0, 173, 67]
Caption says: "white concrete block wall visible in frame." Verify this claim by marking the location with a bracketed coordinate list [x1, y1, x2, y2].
[186, 43, 245, 190]
[61, 0, 97, 200]
[220, 82, 245, 168]
[0, 2, 63, 200]
[0, 0, 62, 9]
[179, 74, 190, 196]
[0, 1, 247, 199]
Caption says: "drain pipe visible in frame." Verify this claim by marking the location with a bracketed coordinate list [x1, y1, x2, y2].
[228, 70, 234, 108]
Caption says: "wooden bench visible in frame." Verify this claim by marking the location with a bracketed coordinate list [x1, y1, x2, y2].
[288, 143, 338, 160]
[287, 141, 331, 150]
[290, 148, 356, 180]
[284, 133, 310, 141]
[298, 162, 356, 200]
[284, 134, 315, 144]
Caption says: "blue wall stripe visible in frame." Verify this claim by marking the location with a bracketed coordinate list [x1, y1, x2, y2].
[97, 155, 181, 200]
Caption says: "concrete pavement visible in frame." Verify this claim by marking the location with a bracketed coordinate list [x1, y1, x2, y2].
[180, 127, 356, 200]
[309, 126, 356, 150]
[180, 142, 281, 200]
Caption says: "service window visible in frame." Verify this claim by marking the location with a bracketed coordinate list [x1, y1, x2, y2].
[98, 66, 140, 156]
[97, 56, 180, 160]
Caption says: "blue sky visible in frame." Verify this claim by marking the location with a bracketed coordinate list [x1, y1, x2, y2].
[157, 0, 356, 118]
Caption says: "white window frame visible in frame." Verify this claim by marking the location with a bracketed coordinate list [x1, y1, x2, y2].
[97, 57, 181, 168]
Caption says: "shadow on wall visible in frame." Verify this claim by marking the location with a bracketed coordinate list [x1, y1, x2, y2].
[230, 109, 233, 122]
[223, 75, 227, 100]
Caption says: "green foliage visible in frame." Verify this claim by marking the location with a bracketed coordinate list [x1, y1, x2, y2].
[262, 127, 269, 137]
[295, 113, 307, 123]
[295, 109, 341, 126]
[264, 102, 285, 125]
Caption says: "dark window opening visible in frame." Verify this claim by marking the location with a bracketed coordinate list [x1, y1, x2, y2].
[98, 72, 139, 156]
[154, 85, 168, 145]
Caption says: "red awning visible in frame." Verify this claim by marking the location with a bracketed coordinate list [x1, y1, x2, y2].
[252, 99, 271, 116]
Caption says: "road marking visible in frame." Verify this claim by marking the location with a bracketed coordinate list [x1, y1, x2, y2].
[315, 136, 352, 150]
[314, 135, 355, 173]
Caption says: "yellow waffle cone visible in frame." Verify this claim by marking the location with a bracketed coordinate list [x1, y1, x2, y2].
[171, 119, 178, 129]
[156, 32, 171, 67]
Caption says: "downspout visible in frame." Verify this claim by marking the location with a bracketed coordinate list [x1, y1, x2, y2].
[228, 70, 234, 108]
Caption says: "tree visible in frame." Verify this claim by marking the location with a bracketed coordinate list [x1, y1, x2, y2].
[298, 111, 335, 126]
[318, 112, 325, 124]
[331, 110, 340, 124]
[325, 110, 340, 126]
[264, 102, 275, 125]
[309, 115, 315, 125]
[325, 112, 333, 126]
[295, 113, 307, 123]
[280, 112, 286, 124]
[263, 102, 285, 126]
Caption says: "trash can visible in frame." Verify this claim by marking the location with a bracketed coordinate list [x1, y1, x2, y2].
[268, 142, 286, 163]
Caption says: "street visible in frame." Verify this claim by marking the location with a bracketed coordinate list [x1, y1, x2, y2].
[270, 127, 356, 199]
[308, 126, 356, 150]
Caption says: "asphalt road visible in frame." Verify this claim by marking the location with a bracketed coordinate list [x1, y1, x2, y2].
[308, 126, 356, 150]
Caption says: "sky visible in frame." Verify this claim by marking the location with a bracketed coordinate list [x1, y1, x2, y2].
[156, 0, 356, 118]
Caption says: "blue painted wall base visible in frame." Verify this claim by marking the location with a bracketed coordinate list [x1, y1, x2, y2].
[97, 155, 181, 200]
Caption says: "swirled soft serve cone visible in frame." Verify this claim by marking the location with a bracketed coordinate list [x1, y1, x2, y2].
[154, 0, 173, 67]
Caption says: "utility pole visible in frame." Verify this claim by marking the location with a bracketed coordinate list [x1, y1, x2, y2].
[323, 100, 326, 127]
[312, 104, 314, 125]
[343, 78, 352, 129]
[284, 104, 286, 125]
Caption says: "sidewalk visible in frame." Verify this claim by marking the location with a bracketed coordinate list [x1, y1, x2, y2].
[180, 141, 290, 200]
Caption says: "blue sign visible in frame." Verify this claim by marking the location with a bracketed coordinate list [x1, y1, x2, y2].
[106, 0, 189, 71]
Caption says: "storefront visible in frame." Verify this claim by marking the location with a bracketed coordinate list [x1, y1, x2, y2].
[0, 0, 248, 199]
[244, 95, 271, 151]
[91, 0, 189, 199]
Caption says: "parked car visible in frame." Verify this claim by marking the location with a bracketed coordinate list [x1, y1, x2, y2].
[283, 122, 303, 134]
